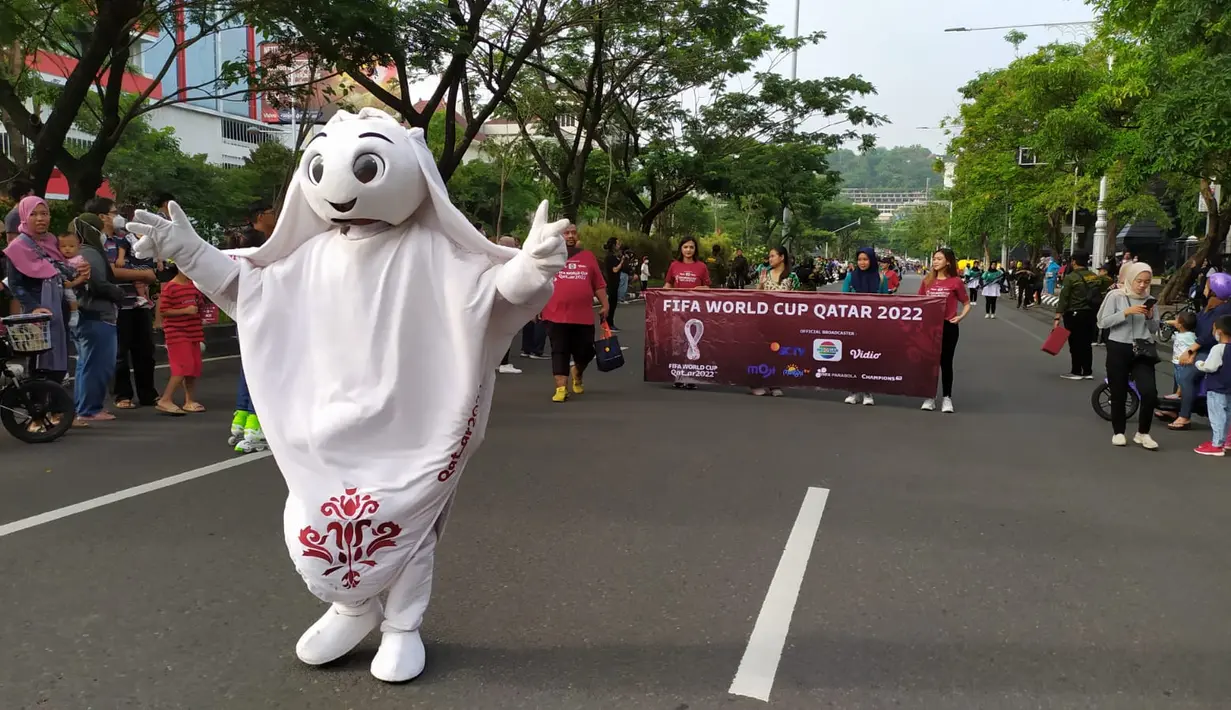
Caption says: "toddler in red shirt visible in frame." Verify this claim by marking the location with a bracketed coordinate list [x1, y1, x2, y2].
[156, 264, 206, 415]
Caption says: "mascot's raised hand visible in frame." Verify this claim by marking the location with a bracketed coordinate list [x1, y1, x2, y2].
[126, 200, 241, 315]
[495, 199, 568, 306]
[126, 200, 203, 263]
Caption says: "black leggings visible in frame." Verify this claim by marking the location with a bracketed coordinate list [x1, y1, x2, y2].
[968, 287, 978, 303]
[940, 321, 959, 397]
[605, 287, 619, 328]
[984, 296, 998, 315]
[549, 322, 596, 377]
[1105, 341, 1158, 435]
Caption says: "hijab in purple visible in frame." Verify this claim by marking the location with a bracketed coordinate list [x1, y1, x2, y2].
[3, 196, 65, 279]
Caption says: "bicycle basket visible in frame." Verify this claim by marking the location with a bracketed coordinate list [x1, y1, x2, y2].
[1, 313, 54, 354]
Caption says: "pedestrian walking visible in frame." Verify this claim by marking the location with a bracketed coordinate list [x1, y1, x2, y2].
[1096, 261, 1160, 449]
[981, 261, 1005, 318]
[541, 223, 609, 403]
[1053, 251, 1110, 380]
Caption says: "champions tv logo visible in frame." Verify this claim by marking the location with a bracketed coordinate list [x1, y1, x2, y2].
[812, 339, 842, 362]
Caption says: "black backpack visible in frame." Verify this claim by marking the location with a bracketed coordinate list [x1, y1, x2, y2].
[1080, 272, 1108, 311]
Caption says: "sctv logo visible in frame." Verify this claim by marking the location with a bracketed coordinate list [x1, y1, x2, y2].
[770, 342, 805, 357]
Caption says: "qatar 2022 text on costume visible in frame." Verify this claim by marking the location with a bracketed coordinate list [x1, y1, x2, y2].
[125, 108, 569, 683]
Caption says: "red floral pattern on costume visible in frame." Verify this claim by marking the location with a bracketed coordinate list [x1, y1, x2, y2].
[299, 487, 402, 589]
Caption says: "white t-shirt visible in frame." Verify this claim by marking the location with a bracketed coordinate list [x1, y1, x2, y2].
[640, 262, 650, 281]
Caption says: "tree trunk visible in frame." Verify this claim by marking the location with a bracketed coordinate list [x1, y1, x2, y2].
[980, 231, 990, 265]
[1161, 180, 1229, 304]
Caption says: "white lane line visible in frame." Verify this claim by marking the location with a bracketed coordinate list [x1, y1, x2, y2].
[1000, 313, 1045, 343]
[0, 452, 272, 539]
[64, 354, 241, 384]
[729, 486, 830, 703]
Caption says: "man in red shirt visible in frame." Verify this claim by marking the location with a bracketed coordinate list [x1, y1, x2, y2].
[540, 223, 609, 402]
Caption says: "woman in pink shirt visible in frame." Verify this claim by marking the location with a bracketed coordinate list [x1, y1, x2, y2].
[664, 236, 710, 389]
[917, 248, 971, 413]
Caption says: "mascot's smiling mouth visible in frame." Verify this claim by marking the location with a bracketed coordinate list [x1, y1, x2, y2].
[328, 198, 357, 213]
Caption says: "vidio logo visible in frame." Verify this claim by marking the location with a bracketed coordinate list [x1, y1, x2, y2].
[770, 342, 805, 357]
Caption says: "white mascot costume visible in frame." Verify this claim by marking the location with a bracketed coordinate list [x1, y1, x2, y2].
[126, 108, 568, 682]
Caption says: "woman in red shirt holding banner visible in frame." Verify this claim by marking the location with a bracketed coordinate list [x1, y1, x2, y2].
[918, 248, 971, 413]
[664, 236, 710, 390]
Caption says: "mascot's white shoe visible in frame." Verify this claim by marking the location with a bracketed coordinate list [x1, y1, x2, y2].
[295, 600, 382, 666]
[370, 630, 426, 683]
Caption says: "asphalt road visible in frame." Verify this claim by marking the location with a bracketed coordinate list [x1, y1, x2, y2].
[2, 274, 1230, 710]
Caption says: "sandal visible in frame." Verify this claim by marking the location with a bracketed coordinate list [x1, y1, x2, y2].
[114, 400, 137, 409]
[155, 403, 187, 416]
[182, 402, 206, 413]
[1168, 420, 1192, 430]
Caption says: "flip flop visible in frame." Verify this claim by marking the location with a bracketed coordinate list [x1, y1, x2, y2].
[182, 403, 206, 413]
[156, 403, 187, 416]
[114, 400, 137, 409]
[1168, 421, 1192, 430]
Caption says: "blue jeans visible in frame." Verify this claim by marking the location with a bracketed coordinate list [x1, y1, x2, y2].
[73, 318, 118, 417]
[521, 320, 547, 356]
[236, 364, 254, 413]
[1209, 391, 1231, 446]
[618, 272, 629, 302]
[1174, 363, 1201, 418]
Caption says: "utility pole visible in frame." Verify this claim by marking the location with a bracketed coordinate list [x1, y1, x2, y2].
[781, 0, 800, 242]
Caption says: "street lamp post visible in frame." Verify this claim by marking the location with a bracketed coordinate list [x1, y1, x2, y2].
[781, 0, 801, 242]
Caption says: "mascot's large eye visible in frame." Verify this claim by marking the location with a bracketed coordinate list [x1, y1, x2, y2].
[353, 153, 384, 184]
[308, 154, 325, 184]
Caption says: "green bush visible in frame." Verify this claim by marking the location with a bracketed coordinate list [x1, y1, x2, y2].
[577, 222, 672, 279]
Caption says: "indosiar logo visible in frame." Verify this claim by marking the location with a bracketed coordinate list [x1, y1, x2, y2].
[747, 363, 776, 377]
[812, 338, 843, 361]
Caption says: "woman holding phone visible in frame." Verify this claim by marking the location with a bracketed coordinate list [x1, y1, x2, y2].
[1096, 262, 1160, 450]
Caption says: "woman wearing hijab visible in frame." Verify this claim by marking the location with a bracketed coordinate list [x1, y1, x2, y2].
[2, 196, 86, 384]
[841, 247, 888, 406]
[1096, 261, 1160, 450]
[69, 214, 127, 421]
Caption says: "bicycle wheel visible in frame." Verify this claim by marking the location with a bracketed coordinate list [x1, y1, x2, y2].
[1091, 382, 1140, 422]
[0, 379, 75, 443]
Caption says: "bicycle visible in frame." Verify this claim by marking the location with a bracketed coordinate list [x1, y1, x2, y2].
[0, 313, 75, 443]
[1157, 297, 1198, 344]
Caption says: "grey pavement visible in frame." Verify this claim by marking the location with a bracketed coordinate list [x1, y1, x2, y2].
[2, 275, 1231, 709]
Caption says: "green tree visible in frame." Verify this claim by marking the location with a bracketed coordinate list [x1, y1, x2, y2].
[0, 0, 300, 204]
[1091, 0, 1231, 300]
[827, 145, 943, 190]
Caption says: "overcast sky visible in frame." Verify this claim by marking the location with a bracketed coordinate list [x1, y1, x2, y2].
[759, 0, 1098, 154]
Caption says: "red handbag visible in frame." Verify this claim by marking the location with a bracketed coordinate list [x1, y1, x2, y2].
[1042, 326, 1070, 355]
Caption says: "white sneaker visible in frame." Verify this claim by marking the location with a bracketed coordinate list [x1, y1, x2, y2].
[984, 314, 990, 319]
[770, 388, 784, 397]
[1112, 434, 1127, 447]
[862, 394, 875, 406]
[920, 398, 936, 411]
[497, 364, 522, 374]
[1134, 433, 1159, 450]
[941, 397, 954, 413]
[990, 314, 997, 319]
[844, 394, 860, 405]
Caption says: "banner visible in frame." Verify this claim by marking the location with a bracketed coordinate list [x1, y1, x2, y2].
[644, 289, 947, 397]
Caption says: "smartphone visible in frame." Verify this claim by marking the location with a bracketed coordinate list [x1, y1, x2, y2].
[1144, 295, 1158, 308]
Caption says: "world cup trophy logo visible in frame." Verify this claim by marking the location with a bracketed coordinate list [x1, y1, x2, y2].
[683, 319, 704, 361]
